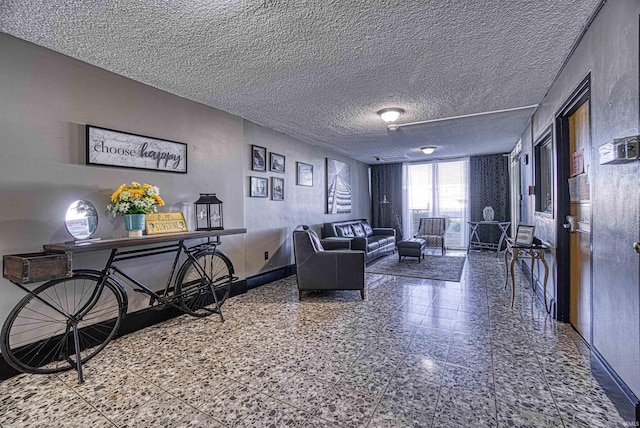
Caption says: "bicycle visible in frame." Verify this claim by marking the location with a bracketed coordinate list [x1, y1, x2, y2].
[1, 235, 236, 383]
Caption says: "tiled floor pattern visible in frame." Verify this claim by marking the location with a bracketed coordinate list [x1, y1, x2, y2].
[0, 252, 628, 427]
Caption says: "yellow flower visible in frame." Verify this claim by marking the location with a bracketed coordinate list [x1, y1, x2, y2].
[107, 181, 164, 216]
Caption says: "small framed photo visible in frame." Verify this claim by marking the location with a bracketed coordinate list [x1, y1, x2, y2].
[296, 162, 313, 187]
[272, 177, 284, 201]
[251, 145, 267, 172]
[250, 176, 268, 198]
[515, 225, 535, 246]
[270, 152, 285, 173]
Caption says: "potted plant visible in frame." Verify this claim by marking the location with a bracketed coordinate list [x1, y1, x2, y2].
[107, 182, 165, 237]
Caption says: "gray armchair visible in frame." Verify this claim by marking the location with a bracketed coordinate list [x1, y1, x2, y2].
[293, 226, 365, 300]
[415, 217, 446, 255]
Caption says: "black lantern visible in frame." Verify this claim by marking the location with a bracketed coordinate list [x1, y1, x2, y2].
[194, 193, 224, 230]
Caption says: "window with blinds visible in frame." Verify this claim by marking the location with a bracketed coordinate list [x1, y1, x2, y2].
[404, 159, 470, 249]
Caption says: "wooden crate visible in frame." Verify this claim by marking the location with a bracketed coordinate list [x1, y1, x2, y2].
[3, 252, 72, 284]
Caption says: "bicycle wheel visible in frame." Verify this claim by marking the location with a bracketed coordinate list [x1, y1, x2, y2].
[1, 274, 125, 374]
[174, 250, 233, 317]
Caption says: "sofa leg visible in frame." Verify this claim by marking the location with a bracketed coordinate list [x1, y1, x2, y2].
[398, 254, 402, 262]
[298, 290, 303, 301]
[360, 289, 365, 300]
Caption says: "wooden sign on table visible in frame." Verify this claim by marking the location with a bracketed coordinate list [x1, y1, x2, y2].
[145, 212, 188, 235]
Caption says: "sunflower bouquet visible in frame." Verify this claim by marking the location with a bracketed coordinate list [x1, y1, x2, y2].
[107, 182, 165, 217]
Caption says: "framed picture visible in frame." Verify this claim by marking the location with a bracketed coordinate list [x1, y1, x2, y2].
[251, 145, 267, 172]
[86, 125, 187, 173]
[515, 225, 535, 246]
[296, 162, 313, 186]
[272, 177, 284, 201]
[250, 176, 268, 198]
[270, 152, 285, 173]
[326, 158, 351, 214]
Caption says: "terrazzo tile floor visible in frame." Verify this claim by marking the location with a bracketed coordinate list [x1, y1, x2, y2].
[0, 251, 629, 427]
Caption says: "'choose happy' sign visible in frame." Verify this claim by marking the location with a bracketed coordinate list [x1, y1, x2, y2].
[86, 125, 187, 173]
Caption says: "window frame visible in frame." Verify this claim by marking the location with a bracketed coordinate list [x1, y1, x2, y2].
[534, 131, 554, 218]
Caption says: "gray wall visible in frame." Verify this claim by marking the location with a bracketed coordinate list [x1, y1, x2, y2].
[0, 33, 370, 328]
[243, 120, 370, 275]
[518, 0, 640, 397]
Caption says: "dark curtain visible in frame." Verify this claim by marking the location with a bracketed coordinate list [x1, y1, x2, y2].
[469, 154, 511, 247]
[371, 163, 403, 241]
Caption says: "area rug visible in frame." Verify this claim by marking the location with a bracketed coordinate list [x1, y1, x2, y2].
[367, 253, 466, 282]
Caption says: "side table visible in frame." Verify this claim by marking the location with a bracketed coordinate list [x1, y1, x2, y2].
[467, 221, 511, 254]
[504, 238, 550, 312]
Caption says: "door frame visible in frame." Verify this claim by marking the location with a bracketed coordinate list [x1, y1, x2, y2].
[554, 74, 591, 324]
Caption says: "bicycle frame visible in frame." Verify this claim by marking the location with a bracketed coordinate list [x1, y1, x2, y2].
[97, 239, 223, 314]
[7, 239, 224, 384]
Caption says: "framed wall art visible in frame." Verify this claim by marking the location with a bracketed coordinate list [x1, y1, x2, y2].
[515, 224, 535, 246]
[270, 152, 285, 173]
[86, 125, 187, 173]
[296, 162, 313, 187]
[251, 145, 267, 172]
[326, 158, 351, 214]
[250, 176, 268, 198]
[272, 177, 284, 201]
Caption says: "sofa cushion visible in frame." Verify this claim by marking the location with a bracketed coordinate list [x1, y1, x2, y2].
[362, 221, 374, 237]
[367, 240, 380, 251]
[382, 236, 396, 246]
[367, 235, 394, 248]
[336, 225, 355, 238]
[352, 223, 366, 237]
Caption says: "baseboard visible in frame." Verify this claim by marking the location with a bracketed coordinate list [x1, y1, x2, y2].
[0, 278, 248, 381]
[591, 347, 640, 424]
[246, 264, 296, 290]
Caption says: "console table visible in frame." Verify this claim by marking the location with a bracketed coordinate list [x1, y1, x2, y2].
[43, 229, 246, 254]
[467, 221, 511, 254]
[3, 228, 247, 383]
[504, 238, 549, 313]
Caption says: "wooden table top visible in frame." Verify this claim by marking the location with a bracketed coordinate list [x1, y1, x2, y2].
[43, 228, 246, 254]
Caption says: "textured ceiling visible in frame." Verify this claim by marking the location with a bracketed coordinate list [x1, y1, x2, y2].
[0, 0, 600, 164]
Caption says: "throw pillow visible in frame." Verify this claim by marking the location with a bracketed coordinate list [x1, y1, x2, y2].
[307, 230, 324, 251]
[362, 221, 374, 236]
[336, 225, 355, 238]
[351, 223, 366, 237]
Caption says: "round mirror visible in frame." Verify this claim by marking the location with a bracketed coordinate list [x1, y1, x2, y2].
[65, 200, 98, 240]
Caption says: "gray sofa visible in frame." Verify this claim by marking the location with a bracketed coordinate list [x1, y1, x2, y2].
[293, 226, 365, 300]
[323, 219, 396, 262]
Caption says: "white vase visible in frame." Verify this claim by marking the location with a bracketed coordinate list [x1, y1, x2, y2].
[483, 206, 495, 222]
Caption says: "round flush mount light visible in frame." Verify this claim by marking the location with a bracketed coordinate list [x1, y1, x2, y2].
[377, 108, 405, 123]
[421, 146, 437, 155]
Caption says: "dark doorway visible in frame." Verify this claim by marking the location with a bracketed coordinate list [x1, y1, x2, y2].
[555, 75, 591, 333]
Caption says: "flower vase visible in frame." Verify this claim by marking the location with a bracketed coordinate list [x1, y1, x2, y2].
[482, 206, 495, 222]
[123, 214, 146, 237]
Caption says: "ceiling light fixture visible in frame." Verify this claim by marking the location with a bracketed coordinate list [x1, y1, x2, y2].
[421, 146, 436, 155]
[377, 107, 405, 123]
